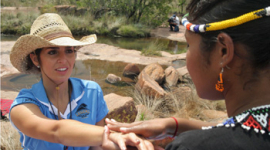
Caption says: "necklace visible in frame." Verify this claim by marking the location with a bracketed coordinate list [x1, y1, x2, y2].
[48, 80, 73, 150]
[202, 104, 270, 136]
[48, 80, 72, 120]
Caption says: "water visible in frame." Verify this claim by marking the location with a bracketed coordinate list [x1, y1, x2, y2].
[1, 34, 187, 54]
[1, 34, 187, 96]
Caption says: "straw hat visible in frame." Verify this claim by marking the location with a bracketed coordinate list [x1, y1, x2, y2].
[10, 13, 97, 74]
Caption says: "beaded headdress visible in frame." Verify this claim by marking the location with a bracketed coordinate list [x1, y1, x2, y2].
[182, 6, 270, 33]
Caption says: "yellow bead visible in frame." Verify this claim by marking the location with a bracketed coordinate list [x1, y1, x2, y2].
[206, 9, 264, 31]
[56, 86, 60, 90]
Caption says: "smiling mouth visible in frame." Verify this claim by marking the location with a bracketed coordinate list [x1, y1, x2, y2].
[57, 68, 68, 71]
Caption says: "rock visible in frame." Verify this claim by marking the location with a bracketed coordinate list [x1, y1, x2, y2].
[165, 66, 179, 86]
[106, 74, 121, 84]
[123, 63, 141, 79]
[136, 71, 166, 98]
[104, 93, 137, 123]
[176, 66, 192, 83]
[142, 63, 165, 84]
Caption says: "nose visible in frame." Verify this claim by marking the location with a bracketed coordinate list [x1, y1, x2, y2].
[57, 50, 67, 63]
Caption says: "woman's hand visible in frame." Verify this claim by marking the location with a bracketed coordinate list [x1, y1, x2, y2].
[105, 118, 175, 140]
[102, 126, 157, 150]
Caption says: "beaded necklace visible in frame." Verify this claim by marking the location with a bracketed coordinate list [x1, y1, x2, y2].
[202, 104, 270, 136]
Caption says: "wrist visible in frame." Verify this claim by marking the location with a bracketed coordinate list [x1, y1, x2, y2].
[164, 117, 178, 137]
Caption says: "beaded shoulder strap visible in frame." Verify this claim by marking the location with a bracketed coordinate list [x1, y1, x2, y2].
[202, 104, 270, 136]
[182, 6, 270, 33]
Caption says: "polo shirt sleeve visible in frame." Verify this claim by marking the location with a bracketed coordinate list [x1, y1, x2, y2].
[9, 89, 42, 130]
[96, 85, 109, 122]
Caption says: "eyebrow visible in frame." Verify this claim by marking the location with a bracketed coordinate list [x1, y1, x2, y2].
[44, 47, 59, 50]
[44, 47, 74, 50]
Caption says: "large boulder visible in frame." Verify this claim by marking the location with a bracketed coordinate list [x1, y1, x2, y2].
[164, 66, 179, 87]
[104, 93, 137, 123]
[142, 63, 165, 84]
[136, 71, 166, 98]
[123, 63, 141, 79]
[176, 66, 192, 83]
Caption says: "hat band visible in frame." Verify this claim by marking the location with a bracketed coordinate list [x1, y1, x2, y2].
[43, 31, 74, 41]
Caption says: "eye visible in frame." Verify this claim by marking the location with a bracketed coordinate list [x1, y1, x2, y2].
[65, 47, 75, 54]
[48, 50, 57, 55]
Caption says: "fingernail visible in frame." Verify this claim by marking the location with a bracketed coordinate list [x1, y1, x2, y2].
[136, 139, 141, 144]
[120, 127, 127, 131]
[121, 147, 126, 150]
[104, 125, 108, 132]
[105, 118, 110, 121]
[111, 119, 117, 122]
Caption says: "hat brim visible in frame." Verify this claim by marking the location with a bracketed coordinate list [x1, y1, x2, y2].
[10, 34, 97, 74]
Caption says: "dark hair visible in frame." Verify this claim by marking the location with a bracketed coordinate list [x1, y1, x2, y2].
[26, 48, 42, 72]
[186, 0, 270, 70]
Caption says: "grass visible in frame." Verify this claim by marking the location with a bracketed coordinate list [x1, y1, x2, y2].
[1, 120, 21, 150]
[141, 39, 165, 57]
[130, 83, 226, 121]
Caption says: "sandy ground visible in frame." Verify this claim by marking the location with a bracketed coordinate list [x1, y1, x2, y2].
[0, 28, 187, 100]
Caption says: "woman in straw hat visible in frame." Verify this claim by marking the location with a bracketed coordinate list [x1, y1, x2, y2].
[105, 0, 270, 149]
[9, 13, 154, 150]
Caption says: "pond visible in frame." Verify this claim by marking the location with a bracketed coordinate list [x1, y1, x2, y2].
[1, 34, 188, 54]
[1, 34, 187, 96]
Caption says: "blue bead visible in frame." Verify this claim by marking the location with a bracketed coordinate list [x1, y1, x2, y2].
[194, 25, 200, 33]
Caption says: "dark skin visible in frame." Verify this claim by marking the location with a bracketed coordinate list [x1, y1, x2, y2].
[105, 30, 270, 143]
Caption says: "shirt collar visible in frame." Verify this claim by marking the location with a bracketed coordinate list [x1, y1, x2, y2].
[31, 78, 85, 118]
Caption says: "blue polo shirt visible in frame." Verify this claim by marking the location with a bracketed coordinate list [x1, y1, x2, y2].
[9, 77, 109, 150]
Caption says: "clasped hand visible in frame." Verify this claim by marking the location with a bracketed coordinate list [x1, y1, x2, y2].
[102, 118, 173, 150]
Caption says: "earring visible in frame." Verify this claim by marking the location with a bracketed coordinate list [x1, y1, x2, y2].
[215, 68, 224, 92]
[37, 65, 40, 68]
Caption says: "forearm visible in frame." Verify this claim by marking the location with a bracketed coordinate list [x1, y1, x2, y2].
[164, 118, 218, 136]
[54, 119, 104, 147]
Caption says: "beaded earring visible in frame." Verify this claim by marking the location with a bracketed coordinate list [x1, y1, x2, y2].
[37, 65, 40, 68]
[215, 68, 224, 92]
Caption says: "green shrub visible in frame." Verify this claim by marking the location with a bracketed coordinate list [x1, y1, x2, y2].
[116, 25, 150, 38]
[141, 40, 165, 57]
[1, 12, 39, 35]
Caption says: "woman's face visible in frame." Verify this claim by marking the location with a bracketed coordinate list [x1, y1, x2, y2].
[38, 46, 76, 84]
[185, 31, 223, 100]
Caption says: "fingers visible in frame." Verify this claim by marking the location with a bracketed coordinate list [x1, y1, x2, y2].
[106, 118, 143, 133]
[102, 126, 122, 150]
[119, 125, 146, 137]
[125, 133, 155, 150]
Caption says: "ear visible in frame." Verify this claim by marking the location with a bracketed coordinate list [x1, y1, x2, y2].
[29, 53, 39, 67]
[216, 32, 234, 68]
